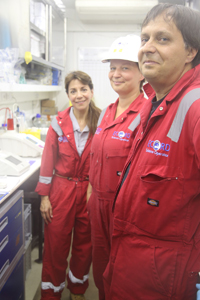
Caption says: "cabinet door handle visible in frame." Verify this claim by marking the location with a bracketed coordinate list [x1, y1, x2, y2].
[0, 235, 9, 252]
[0, 217, 8, 232]
[0, 259, 10, 279]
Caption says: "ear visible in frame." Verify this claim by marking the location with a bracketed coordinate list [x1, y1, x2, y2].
[91, 89, 94, 99]
[186, 47, 198, 64]
[139, 73, 145, 82]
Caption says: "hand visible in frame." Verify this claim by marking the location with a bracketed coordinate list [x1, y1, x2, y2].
[87, 182, 92, 203]
[40, 195, 53, 224]
[196, 284, 200, 300]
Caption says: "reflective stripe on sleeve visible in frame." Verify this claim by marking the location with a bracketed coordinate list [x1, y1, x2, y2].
[167, 88, 200, 142]
[39, 176, 52, 184]
[68, 269, 89, 284]
[128, 113, 141, 132]
[41, 281, 65, 292]
[51, 117, 63, 136]
[97, 107, 107, 127]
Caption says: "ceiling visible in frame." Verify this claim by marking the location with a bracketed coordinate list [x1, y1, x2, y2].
[61, 0, 189, 24]
[61, 0, 159, 24]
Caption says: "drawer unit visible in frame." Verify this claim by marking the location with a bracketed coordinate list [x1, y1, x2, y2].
[0, 255, 24, 300]
[0, 197, 23, 240]
[0, 190, 25, 293]
[0, 225, 23, 271]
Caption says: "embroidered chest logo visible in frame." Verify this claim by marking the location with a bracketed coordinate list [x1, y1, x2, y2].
[95, 128, 102, 135]
[146, 139, 170, 158]
[58, 136, 68, 143]
[112, 131, 130, 142]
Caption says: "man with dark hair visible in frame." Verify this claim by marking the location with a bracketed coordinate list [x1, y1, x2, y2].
[103, 3, 200, 300]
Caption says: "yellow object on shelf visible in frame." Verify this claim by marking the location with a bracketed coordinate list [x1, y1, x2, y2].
[20, 128, 41, 140]
[24, 52, 32, 65]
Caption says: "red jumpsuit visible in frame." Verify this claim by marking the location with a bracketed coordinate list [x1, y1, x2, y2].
[104, 65, 200, 300]
[35, 108, 92, 300]
[88, 93, 147, 300]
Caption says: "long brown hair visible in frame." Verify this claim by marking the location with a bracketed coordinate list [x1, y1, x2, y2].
[65, 71, 101, 135]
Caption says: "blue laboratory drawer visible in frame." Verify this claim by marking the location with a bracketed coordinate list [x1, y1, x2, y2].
[0, 196, 23, 241]
[0, 226, 23, 271]
[0, 255, 24, 300]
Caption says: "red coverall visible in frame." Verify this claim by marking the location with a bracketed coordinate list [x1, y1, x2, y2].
[35, 108, 92, 300]
[104, 65, 200, 300]
[88, 93, 148, 300]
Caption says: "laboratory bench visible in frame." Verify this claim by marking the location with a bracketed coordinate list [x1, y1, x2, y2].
[0, 156, 43, 300]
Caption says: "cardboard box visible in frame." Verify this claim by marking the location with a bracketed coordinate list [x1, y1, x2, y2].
[41, 106, 58, 115]
[41, 99, 55, 107]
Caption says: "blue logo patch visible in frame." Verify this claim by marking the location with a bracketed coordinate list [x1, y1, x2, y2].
[118, 131, 126, 138]
[146, 139, 170, 157]
[112, 131, 131, 142]
[58, 136, 68, 143]
[153, 140, 161, 151]
[95, 128, 102, 135]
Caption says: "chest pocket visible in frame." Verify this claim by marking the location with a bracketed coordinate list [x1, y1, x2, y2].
[134, 165, 184, 238]
[104, 147, 131, 193]
[58, 139, 75, 174]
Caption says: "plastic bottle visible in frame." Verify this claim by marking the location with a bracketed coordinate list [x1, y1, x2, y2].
[32, 113, 42, 128]
[0, 124, 7, 132]
[40, 115, 51, 142]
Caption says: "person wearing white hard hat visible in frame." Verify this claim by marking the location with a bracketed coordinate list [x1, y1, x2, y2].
[86, 35, 153, 300]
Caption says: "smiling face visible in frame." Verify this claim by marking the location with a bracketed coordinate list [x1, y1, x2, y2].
[108, 59, 144, 97]
[138, 14, 197, 92]
[67, 79, 93, 114]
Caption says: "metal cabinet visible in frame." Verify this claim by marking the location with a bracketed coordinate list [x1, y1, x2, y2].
[0, 190, 25, 300]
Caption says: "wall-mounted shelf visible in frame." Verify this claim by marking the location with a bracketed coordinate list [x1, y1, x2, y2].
[0, 83, 62, 93]
[21, 55, 64, 71]
[30, 22, 46, 37]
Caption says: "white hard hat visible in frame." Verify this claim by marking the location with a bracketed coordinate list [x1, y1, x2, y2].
[102, 34, 141, 63]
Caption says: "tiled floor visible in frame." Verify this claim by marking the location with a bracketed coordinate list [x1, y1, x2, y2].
[25, 247, 99, 300]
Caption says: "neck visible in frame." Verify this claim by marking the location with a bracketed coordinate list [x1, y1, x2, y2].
[118, 90, 140, 109]
[73, 107, 89, 131]
[153, 64, 193, 101]
[73, 107, 88, 121]
[115, 89, 141, 119]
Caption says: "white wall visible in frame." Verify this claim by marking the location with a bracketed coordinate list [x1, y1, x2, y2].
[58, 14, 142, 110]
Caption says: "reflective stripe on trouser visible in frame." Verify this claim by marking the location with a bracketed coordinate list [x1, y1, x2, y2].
[41, 175, 92, 299]
[87, 191, 113, 300]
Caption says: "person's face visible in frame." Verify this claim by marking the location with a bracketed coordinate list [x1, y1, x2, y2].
[67, 79, 93, 113]
[138, 14, 197, 90]
[108, 59, 144, 96]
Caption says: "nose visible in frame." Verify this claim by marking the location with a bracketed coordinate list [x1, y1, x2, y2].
[77, 90, 83, 98]
[141, 39, 156, 54]
[113, 68, 121, 77]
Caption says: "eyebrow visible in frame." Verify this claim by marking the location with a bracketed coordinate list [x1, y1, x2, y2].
[141, 30, 172, 36]
[110, 63, 131, 67]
